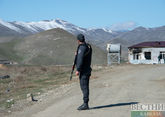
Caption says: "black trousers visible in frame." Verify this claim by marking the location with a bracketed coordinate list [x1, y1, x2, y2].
[79, 73, 90, 103]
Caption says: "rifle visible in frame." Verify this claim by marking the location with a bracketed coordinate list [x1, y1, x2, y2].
[70, 55, 77, 81]
[70, 45, 80, 81]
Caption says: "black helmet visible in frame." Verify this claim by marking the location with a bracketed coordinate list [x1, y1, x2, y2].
[77, 34, 85, 42]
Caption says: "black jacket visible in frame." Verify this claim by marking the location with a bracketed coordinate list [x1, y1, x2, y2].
[76, 43, 92, 74]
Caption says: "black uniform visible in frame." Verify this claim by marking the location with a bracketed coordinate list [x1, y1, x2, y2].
[76, 43, 92, 104]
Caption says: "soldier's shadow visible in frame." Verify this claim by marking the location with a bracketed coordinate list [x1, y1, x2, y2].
[90, 102, 138, 110]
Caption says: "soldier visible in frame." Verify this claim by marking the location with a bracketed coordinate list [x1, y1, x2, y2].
[158, 54, 162, 64]
[75, 34, 92, 110]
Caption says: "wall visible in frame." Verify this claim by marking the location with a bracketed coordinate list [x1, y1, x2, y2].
[128, 47, 165, 64]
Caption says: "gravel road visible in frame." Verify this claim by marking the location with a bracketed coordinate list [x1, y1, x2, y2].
[6, 64, 165, 117]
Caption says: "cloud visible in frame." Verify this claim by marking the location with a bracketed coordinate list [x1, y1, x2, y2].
[110, 21, 138, 31]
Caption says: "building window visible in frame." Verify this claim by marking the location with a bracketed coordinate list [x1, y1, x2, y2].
[144, 52, 151, 60]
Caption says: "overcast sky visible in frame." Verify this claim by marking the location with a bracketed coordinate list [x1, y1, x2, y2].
[0, 0, 165, 29]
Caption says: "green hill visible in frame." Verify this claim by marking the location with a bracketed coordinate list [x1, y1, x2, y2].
[0, 28, 107, 65]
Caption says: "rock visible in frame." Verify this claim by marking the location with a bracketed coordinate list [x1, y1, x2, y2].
[98, 66, 103, 69]
[27, 93, 32, 101]
[27, 93, 31, 98]
[6, 88, 10, 93]
[8, 110, 11, 113]
[6, 100, 10, 103]
[10, 99, 13, 102]
[31, 94, 38, 102]
[103, 82, 110, 87]
[39, 99, 42, 102]
[105, 83, 109, 87]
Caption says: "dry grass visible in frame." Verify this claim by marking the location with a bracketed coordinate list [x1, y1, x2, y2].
[0, 65, 71, 110]
[0, 64, 107, 115]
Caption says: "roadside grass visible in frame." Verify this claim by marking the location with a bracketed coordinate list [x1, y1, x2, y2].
[0, 64, 105, 115]
[0, 65, 71, 110]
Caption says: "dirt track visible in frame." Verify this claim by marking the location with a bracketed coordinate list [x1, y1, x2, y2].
[5, 64, 165, 117]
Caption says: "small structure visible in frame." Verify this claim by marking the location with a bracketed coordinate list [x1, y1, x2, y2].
[0, 60, 12, 64]
[107, 43, 121, 65]
[128, 41, 165, 64]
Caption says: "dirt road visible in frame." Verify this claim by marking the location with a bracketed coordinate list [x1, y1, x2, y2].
[6, 64, 165, 117]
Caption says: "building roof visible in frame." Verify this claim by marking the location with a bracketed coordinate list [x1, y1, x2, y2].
[128, 41, 165, 48]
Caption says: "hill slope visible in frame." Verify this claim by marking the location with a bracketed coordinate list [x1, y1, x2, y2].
[12, 28, 106, 65]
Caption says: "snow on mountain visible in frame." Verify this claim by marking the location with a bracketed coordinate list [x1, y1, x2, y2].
[87, 28, 113, 33]
[0, 19, 111, 35]
[102, 28, 113, 33]
[0, 18, 124, 49]
[12, 21, 39, 33]
[14, 20, 63, 32]
[4, 19, 86, 34]
[0, 19, 22, 32]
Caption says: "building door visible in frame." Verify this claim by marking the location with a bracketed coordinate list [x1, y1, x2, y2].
[133, 53, 139, 60]
[159, 52, 165, 64]
[160, 52, 165, 59]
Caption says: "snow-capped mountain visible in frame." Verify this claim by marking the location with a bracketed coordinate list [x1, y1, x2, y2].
[0, 18, 115, 35]
[0, 18, 118, 46]
[1, 18, 165, 60]
[0, 19, 89, 35]
[0, 19, 22, 32]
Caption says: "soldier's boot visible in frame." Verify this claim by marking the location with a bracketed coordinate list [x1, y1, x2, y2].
[77, 103, 89, 110]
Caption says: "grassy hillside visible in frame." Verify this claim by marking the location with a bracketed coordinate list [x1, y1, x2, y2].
[0, 28, 107, 65]
[0, 39, 23, 62]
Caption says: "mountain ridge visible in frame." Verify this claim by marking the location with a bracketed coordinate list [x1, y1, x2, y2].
[0, 18, 165, 60]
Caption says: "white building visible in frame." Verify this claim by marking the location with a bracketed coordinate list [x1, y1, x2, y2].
[128, 41, 165, 64]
